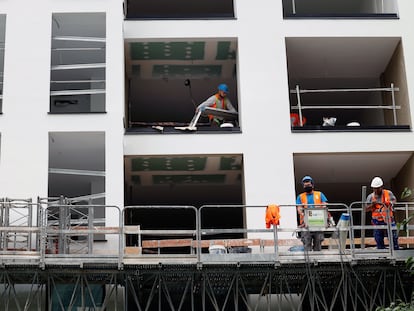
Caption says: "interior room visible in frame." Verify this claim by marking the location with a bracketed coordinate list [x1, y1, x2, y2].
[286, 37, 411, 131]
[124, 39, 239, 133]
[124, 154, 244, 249]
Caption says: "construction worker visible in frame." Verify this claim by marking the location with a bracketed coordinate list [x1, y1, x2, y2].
[196, 84, 237, 126]
[296, 175, 329, 251]
[366, 177, 399, 250]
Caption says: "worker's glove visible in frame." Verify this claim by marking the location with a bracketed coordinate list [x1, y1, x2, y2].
[196, 106, 206, 113]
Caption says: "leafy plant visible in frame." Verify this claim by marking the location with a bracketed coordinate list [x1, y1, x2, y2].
[401, 187, 413, 201]
[375, 300, 414, 311]
[375, 187, 414, 310]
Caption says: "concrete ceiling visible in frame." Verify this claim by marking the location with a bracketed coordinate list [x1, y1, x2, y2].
[286, 37, 401, 79]
[294, 152, 412, 184]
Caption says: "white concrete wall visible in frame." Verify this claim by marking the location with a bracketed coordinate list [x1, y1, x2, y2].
[0, 0, 125, 230]
[1, 0, 414, 237]
[123, 0, 414, 235]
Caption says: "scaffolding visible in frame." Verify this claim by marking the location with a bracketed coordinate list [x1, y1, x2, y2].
[0, 199, 413, 310]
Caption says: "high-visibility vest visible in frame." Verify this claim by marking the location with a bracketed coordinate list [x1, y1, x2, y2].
[208, 94, 227, 121]
[265, 204, 281, 228]
[371, 190, 393, 222]
[298, 191, 322, 225]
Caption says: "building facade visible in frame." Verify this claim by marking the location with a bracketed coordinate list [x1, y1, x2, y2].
[0, 0, 414, 310]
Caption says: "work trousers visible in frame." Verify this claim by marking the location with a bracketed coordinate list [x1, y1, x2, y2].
[373, 220, 399, 250]
[301, 231, 324, 251]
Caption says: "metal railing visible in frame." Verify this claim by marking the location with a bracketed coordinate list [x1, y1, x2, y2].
[0, 200, 413, 267]
[286, 0, 397, 17]
[290, 83, 400, 126]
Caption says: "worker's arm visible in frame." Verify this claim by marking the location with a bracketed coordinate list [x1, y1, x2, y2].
[225, 100, 237, 113]
[196, 95, 216, 112]
[365, 194, 374, 212]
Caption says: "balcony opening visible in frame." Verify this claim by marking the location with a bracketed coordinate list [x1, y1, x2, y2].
[124, 154, 244, 253]
[283, 0, 398, 19]
[125, 39, 240, 133]
[50, 13, 106, 114]
[286, 37, 411, 132]
[125, 0, 235, 19]
[0, 15, 6, 113]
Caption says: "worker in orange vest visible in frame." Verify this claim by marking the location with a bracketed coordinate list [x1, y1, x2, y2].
[366, 177, 399, 250]
[196, 84, 237, 126]
[296, 175, 329, 251]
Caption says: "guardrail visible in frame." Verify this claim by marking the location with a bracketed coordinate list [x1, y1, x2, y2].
[0, 200, 413, 267]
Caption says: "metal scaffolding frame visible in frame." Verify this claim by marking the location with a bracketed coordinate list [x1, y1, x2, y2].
[0, 262, 412, 311]
[0, 199, 413, 310]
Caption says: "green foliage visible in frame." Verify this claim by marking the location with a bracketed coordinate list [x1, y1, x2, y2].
[397, 215, 414, 233]
[401, 187, 413, 201]
[375, 300, 414, 311]
[376, 187, 414, 310]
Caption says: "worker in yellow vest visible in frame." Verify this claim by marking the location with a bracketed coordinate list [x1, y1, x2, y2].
[296, 175, 329, 251]
[196, 84, 237, 126]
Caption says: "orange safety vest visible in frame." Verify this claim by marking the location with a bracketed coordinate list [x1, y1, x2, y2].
[371, 189, 393, 222]
[298, 191, 322, 225]
[208, 94, 227, 121]
[265, 204, 281, 228]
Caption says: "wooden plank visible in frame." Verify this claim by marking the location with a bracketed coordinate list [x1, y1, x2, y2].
[137, 236, 414, 249]
[142, 239, 194, 248]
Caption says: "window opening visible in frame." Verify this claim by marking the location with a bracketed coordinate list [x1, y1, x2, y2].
[0, 15, 6, 113]
[283, 0, 399, 18]
[50, 13, 106, 113]
[125, 0, 235, 19]
[48, 132, 105, 241]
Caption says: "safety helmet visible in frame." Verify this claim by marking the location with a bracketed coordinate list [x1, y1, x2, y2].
[371, 176, 384, 188]
[217, 83, 229, 93]
[301, 175, 314, 184]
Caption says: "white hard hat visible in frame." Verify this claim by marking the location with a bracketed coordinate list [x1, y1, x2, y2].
[371, 177, 384, 188]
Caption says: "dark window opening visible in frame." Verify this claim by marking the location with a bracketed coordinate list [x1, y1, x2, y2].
[283, 0, 399, 19]
[124, 155, 244, 253]
[48, 132, 106, 242]
[50, 13, 106, 113]
[0, 15, 6, 113]
[125, 0, 235, 19]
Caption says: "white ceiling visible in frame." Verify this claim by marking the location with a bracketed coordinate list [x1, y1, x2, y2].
[294, 152, 412, 184]
[286, 37, 401, 79]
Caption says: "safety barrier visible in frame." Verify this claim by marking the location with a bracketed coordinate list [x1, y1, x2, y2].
[1, 199, 413, 267]
[123, 205, 199, 260]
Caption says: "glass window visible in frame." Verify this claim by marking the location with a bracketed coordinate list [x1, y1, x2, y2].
[50, 13, 106, 113]
[0, 15, 6, 113]
[48, 132, 105, 240]
[283, 0, 398, 19]
[125, 0, 235, 19]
